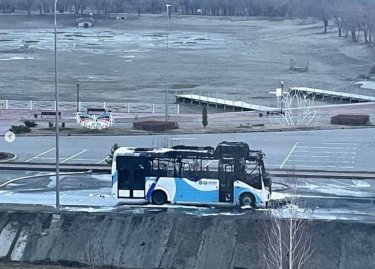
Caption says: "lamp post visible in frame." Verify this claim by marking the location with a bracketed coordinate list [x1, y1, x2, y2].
[280, 81, 284, 114]
[76, 80, 80, 112]
[165, 4, 171, 122]
[54, 0, 60, 211]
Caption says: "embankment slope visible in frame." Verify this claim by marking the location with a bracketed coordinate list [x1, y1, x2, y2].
[0, 211, 374, 268]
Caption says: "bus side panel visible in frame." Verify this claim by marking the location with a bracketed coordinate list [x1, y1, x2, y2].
[146, 177, 177, 203]
[234, 181, 266, 207]
[175, 178, 219, 203]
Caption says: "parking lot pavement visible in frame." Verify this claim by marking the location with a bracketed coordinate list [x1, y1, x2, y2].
[280, 142, 357, 170]
[22, 147, 108, 164]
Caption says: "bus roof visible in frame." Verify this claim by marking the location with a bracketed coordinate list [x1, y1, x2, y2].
[113, 142, 264, 162]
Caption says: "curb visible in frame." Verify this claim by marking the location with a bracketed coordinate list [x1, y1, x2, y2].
[12, 124, 375, 137]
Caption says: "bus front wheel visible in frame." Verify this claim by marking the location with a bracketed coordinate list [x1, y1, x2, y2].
[152, 190, 167, 205]
[239, 193, 256, 208]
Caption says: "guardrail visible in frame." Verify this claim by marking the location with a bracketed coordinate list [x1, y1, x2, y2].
[0, 100, 180, 114]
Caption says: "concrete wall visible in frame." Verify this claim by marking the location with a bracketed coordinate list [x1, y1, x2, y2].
[0, 211, 374, 269]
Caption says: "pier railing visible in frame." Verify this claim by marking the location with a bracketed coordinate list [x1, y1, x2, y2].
[0, 100, 180, 114]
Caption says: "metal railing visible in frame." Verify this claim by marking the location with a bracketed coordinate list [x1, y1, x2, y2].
[0, 100, 180, 114]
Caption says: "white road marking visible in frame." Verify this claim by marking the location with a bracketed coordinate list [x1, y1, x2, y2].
[25, 148, 55, 162]
[36, 157, 101, 162]
[96, 157, 108, 164]
[297, 146, 356, 150]
[60, 150, 88, 164]
[293, 150, 356, 155]
[298, 142, 357, 145]
[282, 141, 358, 170]
[288, 160, 355, 164]
[291, 155, 356, 159]
[283, 164, 353, 169]
[280, 142, 299, 169]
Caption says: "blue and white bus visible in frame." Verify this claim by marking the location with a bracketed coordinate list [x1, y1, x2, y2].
[111, 142, 271, 208]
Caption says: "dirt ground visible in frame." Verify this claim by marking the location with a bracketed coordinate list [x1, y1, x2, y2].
[0, 14, 374, 109]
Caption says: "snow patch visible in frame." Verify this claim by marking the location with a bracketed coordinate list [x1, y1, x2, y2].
[351, 180, 371, 188]
[356, 81, 375, 90]
[270, 192, 288, 201]
[91, 174, 111, 182]
[11, 226, 28, 261]
[0, 222, 19, 258]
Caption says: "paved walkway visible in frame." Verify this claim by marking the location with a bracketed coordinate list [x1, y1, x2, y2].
[0, 102, 375, 135]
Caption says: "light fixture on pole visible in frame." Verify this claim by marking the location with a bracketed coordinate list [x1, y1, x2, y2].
[165, 4, 172, 122]
[54, 0, 60, 211]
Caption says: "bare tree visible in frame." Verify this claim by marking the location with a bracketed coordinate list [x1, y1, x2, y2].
[263, 179, 314, 269]
[16, 0, 35, 16]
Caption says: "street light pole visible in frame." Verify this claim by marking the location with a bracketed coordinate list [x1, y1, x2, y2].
[280, 81, 284, 114]
[54, 0, 60, 211]
[165, 4, 171, 122]
[76, 80, 80, 112]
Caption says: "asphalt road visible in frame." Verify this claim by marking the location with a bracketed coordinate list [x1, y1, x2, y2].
[1, 128, 375, 171]
[0, 171, 374, 222]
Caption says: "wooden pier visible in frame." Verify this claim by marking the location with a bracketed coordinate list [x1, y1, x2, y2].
[290, 87, 375, 102]
[175, 94, 279, 113]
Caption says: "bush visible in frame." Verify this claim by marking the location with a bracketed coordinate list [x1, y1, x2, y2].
[23, 120, 38, 128]
[48, 121, 54, 128]
[10, 124, 31, 134]
[331, 114, 370, 126]
[61, 122, 66, 128]
[202, 106, 208, 127]
[133, 121, 179, 132]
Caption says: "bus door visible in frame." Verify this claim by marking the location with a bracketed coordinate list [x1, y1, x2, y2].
[218, 160, 234, 202]
[117, 156, 148, 199]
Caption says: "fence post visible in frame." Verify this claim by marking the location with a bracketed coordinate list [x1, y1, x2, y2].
[30, 100, 33, 110]
[103, 102, 106, 109]
[152, 104, 155, 114]
[128, 103, 131, 113]
[177, 104, 180, 114]
[5, 100, 8, 109]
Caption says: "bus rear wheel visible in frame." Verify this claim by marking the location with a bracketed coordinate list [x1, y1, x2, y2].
[239, 193, 256, 208]
[152, 190, 167, 205]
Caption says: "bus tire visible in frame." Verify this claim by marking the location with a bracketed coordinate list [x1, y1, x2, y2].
[152, 190, 167, 205]
[239, 193, 256, 208]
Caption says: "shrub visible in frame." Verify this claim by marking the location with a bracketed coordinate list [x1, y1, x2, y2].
[331, 114, 370, 126]
[48, 121, 53, 128]
[61, 122, 66, 128]
[10, 125, 31, 134]
[133, 121, 178, 131]
[23, 120, 38, 128]
[202, 106, 208, 127]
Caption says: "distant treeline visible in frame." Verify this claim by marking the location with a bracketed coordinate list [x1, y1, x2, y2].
[1, 0, 374, 44]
